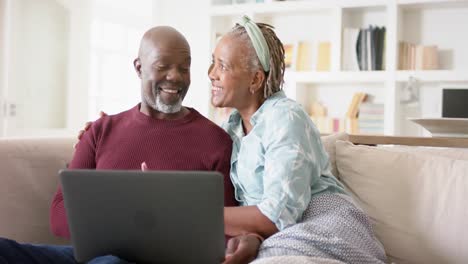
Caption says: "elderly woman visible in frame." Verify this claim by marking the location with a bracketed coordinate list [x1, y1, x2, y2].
[213, 16, 387, 264]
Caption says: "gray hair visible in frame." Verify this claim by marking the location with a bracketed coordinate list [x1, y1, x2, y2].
[228, 22, 285, 99]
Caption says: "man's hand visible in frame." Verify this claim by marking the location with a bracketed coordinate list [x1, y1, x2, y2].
[223, 234, 262, 264]
[74, 111, 107, 148]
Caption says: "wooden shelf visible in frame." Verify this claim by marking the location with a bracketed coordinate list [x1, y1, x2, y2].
[397, 0, 468, 9]
[284, 70, 468, 84]
[209, 0, 387, 16]
[396, 70, 468, 82]
[285, 71, 388, 83]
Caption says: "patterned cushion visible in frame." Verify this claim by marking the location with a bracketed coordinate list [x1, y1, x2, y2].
[251, 256, 345, 264]
[255, 193, 386, 264]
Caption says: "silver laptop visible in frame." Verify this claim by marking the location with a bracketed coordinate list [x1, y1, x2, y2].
[59, 169, 225, 264]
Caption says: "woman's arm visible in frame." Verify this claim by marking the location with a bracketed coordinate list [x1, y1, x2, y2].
[224, 205, 278, 238]
[223, 234, 263, 264]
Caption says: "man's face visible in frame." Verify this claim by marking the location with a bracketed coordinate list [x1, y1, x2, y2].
[138, 44, 191, 114]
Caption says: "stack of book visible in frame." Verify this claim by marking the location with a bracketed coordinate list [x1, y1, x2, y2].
[358, 103, 385, 134]
[309, 93, 386, 135]
[283, 41, 331, 72]
[398, 42, 439, 70]
[342, 26, 386, 71]
[309, 102, 346, 134]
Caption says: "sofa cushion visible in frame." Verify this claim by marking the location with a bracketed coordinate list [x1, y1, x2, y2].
[335, 140, 468, 264]
[0, 137, 75, 244]
[320, 132, 348, 178]
[382, 144, 468, 160]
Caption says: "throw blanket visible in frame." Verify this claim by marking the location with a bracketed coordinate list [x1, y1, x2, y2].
[255, 193, 387, 264]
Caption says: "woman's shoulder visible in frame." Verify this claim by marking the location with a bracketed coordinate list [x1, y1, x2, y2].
[264, 97, 310, 124]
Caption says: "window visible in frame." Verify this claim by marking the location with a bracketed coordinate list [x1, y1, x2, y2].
[88, 0, 153, 119]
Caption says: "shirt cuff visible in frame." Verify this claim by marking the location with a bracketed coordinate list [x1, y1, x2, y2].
[257, 199, 296, 231]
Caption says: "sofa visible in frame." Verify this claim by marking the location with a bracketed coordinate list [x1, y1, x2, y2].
[0, 134, 467, 263]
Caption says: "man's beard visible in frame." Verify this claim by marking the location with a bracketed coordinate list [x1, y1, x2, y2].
[143, 85, 184, 114]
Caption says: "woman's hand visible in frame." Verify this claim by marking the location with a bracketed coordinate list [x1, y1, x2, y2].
[141, 162, 148, 171]
[74, 111, 107, 148]
[223, 234, 262, 264]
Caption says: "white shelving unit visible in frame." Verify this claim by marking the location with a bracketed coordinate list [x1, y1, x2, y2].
[208, 0, 468, 136]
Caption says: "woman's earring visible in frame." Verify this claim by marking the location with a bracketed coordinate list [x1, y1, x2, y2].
[250, 89, 255, 94]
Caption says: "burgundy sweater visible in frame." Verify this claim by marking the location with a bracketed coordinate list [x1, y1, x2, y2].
[50, 105, 236, 238]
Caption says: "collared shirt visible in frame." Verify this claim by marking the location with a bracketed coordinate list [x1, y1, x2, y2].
[222, 91, 346, 230]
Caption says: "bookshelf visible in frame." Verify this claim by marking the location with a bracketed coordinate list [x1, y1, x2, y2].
[208, 0, 468, 136]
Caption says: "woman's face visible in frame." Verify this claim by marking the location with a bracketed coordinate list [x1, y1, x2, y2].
[208, 35, 255, 109]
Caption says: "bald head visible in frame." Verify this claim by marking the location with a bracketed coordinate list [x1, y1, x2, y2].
[134, 26, 191, 117]
[138, 26, 190, 59]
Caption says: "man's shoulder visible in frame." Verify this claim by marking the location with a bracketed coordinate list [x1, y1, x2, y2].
[90, 106, 136, 130]
[190, 109, 232, 143]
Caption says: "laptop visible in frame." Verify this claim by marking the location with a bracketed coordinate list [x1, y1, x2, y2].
[59, 169, 225, 264]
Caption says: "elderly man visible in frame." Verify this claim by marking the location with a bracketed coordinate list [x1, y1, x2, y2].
[0, 26, 260, 264]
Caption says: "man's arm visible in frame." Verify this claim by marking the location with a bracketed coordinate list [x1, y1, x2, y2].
[50, 122, 99, 238]
[49, 186, 71, 238]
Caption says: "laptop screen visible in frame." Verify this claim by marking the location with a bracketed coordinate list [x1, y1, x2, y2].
[442, 89, 468, 118]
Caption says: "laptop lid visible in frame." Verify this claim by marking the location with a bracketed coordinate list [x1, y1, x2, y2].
[59, 169, 225, 264]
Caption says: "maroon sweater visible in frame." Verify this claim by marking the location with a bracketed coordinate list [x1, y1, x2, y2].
[50, 105, 236, 238]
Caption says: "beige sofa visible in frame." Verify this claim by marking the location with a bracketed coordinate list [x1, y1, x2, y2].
[0, 134, 467, 263]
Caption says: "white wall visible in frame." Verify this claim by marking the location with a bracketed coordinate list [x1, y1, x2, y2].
[65, 0, 91, 132]
[3, 0, 69, 136]
[0, 0, 7, 134]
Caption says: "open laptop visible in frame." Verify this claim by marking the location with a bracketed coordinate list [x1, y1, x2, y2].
[59, 169, 225, 264]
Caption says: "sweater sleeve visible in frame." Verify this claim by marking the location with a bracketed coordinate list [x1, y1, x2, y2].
[50, 123, 99, 238]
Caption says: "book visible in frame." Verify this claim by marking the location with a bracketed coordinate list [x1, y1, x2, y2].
[382, 27, 386, 70]
[398, 42, 439, 70]
[398, 42, 405, 70]
[342, 28, 360, 71]
[370, 26, 376, 71]
[356, 29, 364, 71]
[316, 42, 331, 71]
[283, 43, 297, 70]
[376, 27, 386, 70]
[415, 45, 424, 70]
[423, 45, 438, 70]
[361, 29, 369, 71]
[295, 41, 313, 71]
[358, 103, 384, 134]
[410, 43, 416, 70]
[367, 28, 372, 70]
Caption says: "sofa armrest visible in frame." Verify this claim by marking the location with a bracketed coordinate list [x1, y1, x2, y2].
[0, 137, 75, 244]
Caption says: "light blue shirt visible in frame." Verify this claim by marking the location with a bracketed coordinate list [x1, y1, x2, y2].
[222, 91, 346, 230]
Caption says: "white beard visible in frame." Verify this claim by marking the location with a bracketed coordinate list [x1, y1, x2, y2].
[143, 89, 183, 114]
[154, 94, 182, 113]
